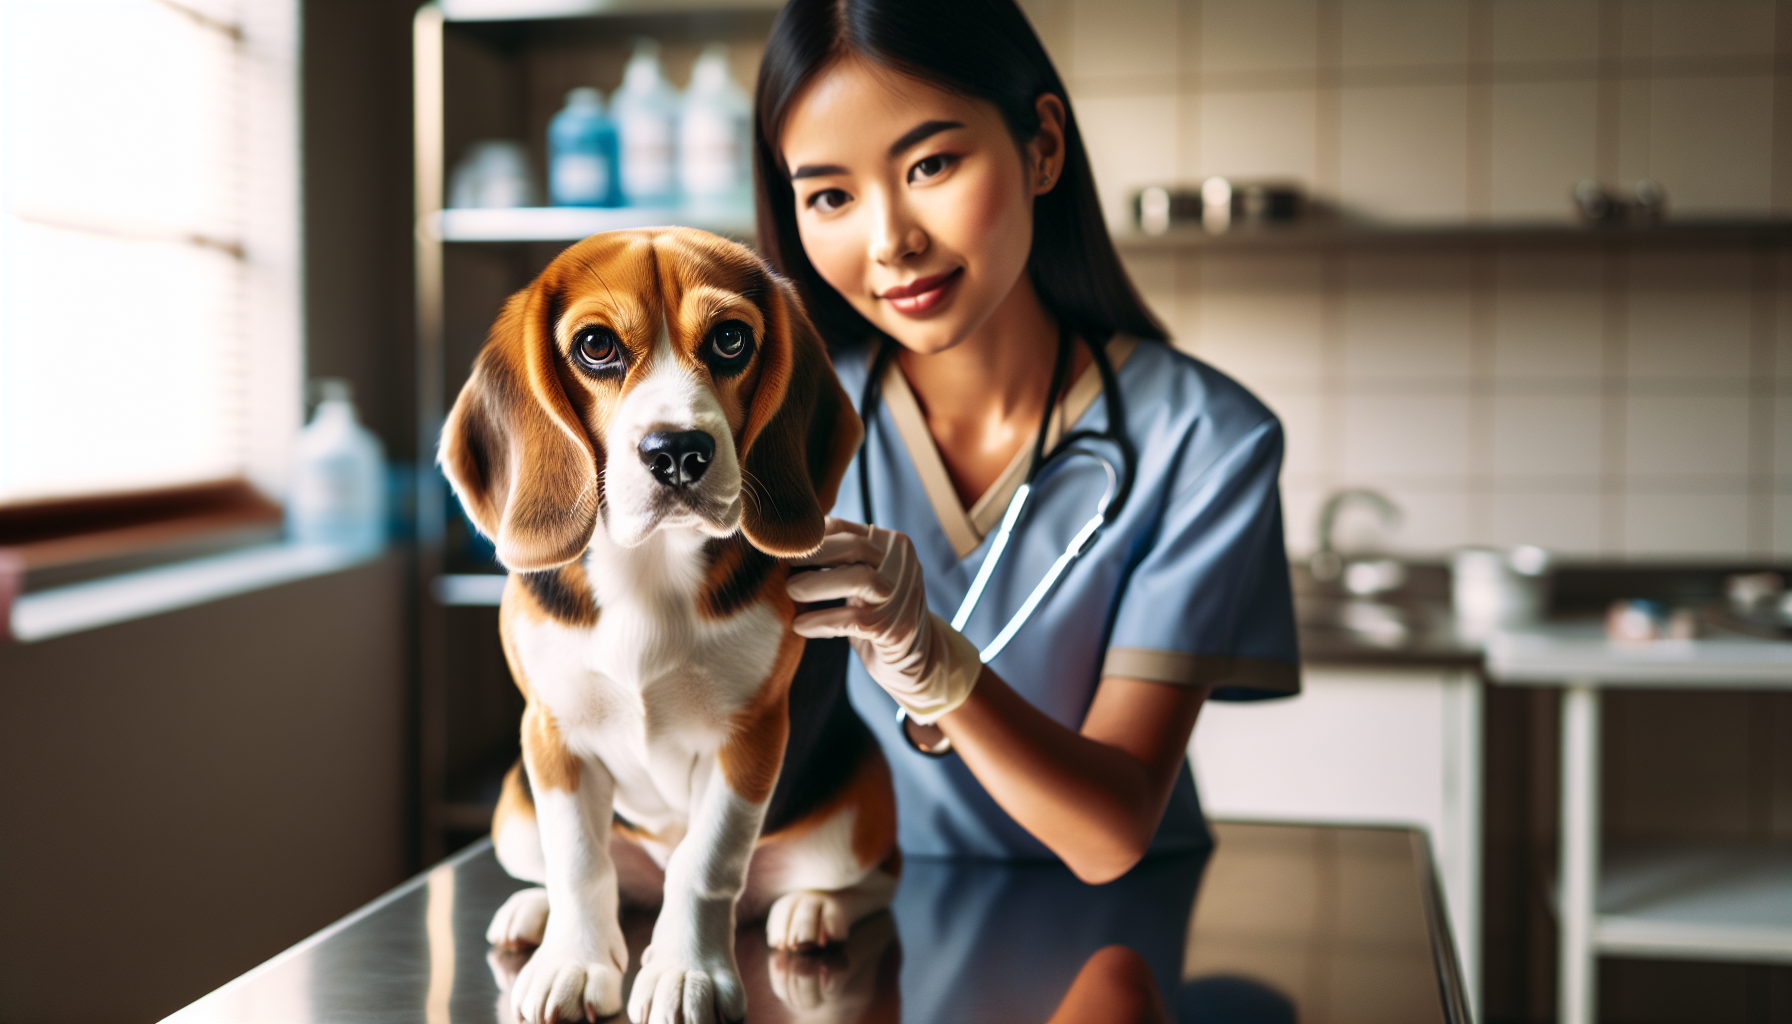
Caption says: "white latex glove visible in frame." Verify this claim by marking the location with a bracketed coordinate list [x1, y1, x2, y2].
[787, 517, 982, 725]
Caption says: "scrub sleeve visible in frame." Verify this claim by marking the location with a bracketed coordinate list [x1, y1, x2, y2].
[829, 337, 1300, 861]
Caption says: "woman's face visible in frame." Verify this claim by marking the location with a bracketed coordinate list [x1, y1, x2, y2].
[780, 55, 1058, 355]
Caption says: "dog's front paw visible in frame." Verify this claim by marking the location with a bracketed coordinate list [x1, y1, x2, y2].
[627, 946, 745, 1024]
[488, 886, 551, 949]
[765, 891, 849, 950]
[510, 938, 625, 1024]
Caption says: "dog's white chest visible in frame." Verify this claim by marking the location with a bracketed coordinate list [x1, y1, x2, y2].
[509, 530, 785, 835]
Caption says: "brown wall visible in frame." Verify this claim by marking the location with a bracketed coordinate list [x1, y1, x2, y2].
[0, 557, 410, 1024]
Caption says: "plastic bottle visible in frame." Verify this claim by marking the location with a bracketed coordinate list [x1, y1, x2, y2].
[548, 87, 620, 207]
[679, 43, 751, 214]
[287, 379, 387, 553]
[610, 38, 681, 207]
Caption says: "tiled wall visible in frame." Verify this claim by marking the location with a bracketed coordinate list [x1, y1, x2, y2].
[1021, 0, 1792, 559]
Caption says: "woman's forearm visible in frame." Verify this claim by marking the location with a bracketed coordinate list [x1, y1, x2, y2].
[936, 668, 1208, 883]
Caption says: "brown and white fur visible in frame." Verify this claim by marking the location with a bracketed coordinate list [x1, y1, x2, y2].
[440, 228, 897, 1024]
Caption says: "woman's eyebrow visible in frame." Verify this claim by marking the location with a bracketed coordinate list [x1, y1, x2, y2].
[786, 119, 965, 180]
[790, 163, 847, 180]
[887, 119, 963, 157]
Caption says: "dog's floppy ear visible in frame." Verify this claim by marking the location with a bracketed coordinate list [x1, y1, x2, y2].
[738, 274, 862, 558]
[439, 284, 600, 571]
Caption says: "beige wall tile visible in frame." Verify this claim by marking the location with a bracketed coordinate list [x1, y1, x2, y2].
[1122, 249, 1184, 340]
[1068, 0, 1180, 81]
[1492, 251, 1605, 381]
[1341, 393, 1472, 479]
[1492, 393, 1603, 479]
[1199, 0, 1320, 76]
[1615, 74, 1655, 188]
[1193, 252, 1328, 383]
[1342, 252, 1474, 379]
[1775, 395, 1792, 478]
[1339, 85, 1469, 220]
[1488, 0, 1602, 63]
[1250, 381, 1327, 480]
[1648, 0, 1776, 59]
[1775, 488, 1792, 555]
[1625, 392, 1751, 479]
[1281, 481, 1332, 554]
[1076, 92, 1181, 229]
[1199, 88, 1319, 182]
[1626, 250, 1753, 380]
[1341, 0, 1470, 68]
[1648, 75, 1774, 215]
[1372, 486, 1474, 554]
[1488, 80, 1598, 221]
[1621, 489, 1752, 556]
[1488, 491, 1604, 554]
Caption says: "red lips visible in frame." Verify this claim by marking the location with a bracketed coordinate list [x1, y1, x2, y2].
[878, 268, 962, 316]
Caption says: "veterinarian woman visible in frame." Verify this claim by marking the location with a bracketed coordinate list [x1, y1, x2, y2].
[759, 0, 1299, 886]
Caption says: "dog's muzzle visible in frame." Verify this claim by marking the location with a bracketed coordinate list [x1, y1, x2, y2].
[638, 430, 715, 489]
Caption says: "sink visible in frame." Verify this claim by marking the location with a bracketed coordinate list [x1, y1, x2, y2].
[1300, 597, 1420, 648]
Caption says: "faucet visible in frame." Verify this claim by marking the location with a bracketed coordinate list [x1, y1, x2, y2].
[1312, 489, 1401, 583]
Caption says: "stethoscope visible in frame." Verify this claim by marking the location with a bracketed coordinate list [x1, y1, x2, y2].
[855, 324, 1139, 753]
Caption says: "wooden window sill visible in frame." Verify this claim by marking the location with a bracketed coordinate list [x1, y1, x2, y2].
[0, 481, 383, 642]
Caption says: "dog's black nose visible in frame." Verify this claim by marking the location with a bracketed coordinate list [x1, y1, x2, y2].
[638, 430, 715, 488]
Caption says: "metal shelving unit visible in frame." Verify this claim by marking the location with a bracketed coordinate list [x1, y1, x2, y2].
[1487, 624, 1792, 1024]
[411, 0, 776, 861]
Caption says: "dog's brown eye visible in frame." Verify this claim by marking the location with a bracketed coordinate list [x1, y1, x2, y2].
[572, 327, 625, 376]
[704, 320, 754, 377]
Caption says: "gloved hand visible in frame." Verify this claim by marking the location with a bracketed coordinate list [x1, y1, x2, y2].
[787, 517, 982, 725]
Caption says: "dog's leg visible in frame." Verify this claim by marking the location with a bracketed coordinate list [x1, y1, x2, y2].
[627, 760, 765, 1024]
[764, 866, 898, 952]
[489, 760, 551, 949]
[752, 749, 899, 952]
[508, 710, 628, 1024]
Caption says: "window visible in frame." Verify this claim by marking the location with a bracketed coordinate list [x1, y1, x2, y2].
[0, 0, 301, 506]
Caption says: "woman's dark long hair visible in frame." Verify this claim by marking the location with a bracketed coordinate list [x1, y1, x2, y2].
[752, 0, 1165, 352]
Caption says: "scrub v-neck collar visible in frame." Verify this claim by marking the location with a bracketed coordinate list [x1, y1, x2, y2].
[879, 335, 1137, 559]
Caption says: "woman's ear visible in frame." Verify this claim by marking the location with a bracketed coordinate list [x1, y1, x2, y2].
[1030, 93, 1067, 195]
[439, 285, 602, 571]
[737, 274, 863, 558]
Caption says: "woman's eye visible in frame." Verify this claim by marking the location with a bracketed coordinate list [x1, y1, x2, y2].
[704, 320, 755, 376]
[807, 188, 849, 213]
[572, 327, 624, 374]
[908, 153, 956, 183]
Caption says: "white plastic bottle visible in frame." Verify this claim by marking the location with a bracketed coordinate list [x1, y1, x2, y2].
[610, 38, 681, 207]
[679, 43, 751, 214]
[287, 379, 387, 553]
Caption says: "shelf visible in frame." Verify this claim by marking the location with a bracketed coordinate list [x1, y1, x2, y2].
[1592, 844, 1792, 963]
[1113, 219, 1792, 254]
[437, 205, 754, 243]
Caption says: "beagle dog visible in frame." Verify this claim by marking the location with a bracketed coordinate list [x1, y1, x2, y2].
[440, 228, 897, 1024]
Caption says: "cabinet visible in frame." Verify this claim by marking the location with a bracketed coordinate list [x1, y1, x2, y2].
[410, 0, 778, 860]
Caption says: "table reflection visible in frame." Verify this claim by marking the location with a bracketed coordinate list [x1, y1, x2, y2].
[165, 824, 1448, 1024]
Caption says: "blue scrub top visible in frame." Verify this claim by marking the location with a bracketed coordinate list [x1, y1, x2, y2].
[830, 336, 1300, 861]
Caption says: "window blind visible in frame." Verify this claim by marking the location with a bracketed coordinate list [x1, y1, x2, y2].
[0, 0, 300, 506]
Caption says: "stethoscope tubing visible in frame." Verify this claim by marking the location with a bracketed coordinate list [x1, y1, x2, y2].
[855, 325, 1138, 665]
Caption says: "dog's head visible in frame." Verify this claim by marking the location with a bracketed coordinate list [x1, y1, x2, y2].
[440, 228, 862, 569]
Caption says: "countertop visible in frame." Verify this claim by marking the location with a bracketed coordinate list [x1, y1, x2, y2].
[161, 822, 1468, 1024]
[1294, 560, 1792, 672]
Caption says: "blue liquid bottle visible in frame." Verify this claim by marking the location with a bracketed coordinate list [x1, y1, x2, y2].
[548, 87, 620, 207]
